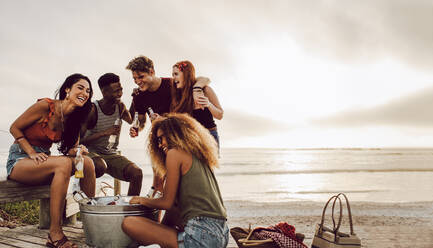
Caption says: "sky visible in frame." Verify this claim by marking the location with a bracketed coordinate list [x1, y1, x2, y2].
[0, 0, 433, 149]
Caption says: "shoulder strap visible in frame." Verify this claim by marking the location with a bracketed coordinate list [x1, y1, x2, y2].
[37, 98, 55, 126]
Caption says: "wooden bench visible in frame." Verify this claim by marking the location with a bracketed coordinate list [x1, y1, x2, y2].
[0, 177, 79, 229]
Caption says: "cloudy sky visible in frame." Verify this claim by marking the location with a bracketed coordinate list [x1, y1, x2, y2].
[1, 0, 432, 149]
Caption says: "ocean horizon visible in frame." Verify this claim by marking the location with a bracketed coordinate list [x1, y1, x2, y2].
[1, 147, 433, 204]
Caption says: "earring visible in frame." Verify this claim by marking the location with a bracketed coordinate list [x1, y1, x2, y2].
[66, 93, 70, 100]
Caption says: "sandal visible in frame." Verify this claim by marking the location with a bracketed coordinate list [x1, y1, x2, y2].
[46, 234, 77, 248]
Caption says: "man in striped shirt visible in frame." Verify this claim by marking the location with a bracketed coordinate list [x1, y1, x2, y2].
[81, 73, 143, 196]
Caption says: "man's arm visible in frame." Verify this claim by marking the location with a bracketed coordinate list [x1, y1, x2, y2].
[194, 76, 210, 88]
[128, 100, 136, 122]
[119, 102, 132, 124]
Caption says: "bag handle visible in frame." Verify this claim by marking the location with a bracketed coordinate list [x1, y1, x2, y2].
[333, 193, 355, 235]
[318, 194, 342, 235]
[238, 226, 273, 247]
[331, 193, 343, 233]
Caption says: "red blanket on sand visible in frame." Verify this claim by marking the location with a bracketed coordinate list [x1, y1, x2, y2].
[254, 222, 308, 248]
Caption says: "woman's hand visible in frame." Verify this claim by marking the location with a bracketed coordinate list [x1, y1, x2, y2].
[129, 196, 144, 205]
[79, 145, 89, 155]
[196, 95, 210, 108]
[29, 152, 48, 164]
[68, 144, 89, 156]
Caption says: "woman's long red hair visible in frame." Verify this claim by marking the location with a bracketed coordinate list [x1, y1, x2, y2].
[170, 61, 196, 114]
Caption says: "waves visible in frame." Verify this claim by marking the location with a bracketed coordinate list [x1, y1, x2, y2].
[215, 168, 433, 176]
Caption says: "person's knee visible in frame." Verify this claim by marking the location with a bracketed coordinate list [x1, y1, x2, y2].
[55, 157, 73, 178]
[92, 157, 107, 178]
[121, 216, 135, 233]
[125, 164, 143, 182]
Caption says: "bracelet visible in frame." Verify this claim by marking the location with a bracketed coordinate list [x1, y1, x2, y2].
[192, 86, 203, 90]
[15, 136, 25, 142]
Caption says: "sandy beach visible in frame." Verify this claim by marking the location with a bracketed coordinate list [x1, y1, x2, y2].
[225, 200, 433, 248]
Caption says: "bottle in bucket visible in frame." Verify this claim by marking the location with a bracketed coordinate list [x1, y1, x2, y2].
[145, 186, 155, 198]
[132, 111, 139, 135]
[154, 190, 163, 199]
[75, 147, 84, 178]
[72, 179, 89, 203]
[107, 118, 120, 150]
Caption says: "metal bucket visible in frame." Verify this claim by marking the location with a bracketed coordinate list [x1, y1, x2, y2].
[79, 196, 158, 248]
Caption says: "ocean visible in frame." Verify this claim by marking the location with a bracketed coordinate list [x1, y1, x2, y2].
[1, 147, 433, 203]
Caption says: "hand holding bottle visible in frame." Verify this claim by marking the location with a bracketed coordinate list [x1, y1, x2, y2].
[193, 87, 206, 110]
[130, 112, 140, 138]
[74, 147, 84, 178]
[107, 118, 121, 150]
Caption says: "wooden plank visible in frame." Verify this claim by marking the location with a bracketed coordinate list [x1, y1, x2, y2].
[0, 225, 87, 247]
[0, 180, 50, 204]
[0, 241, 25, 248]
[114, 178, 121, 196]
[39, 198, 50, 229]
[0, 233, 46, 247]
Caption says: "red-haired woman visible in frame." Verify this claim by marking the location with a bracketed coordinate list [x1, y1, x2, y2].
[171, 61, 223, 147]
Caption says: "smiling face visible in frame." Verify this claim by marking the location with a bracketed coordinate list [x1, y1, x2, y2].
[102, 82, 123, 104]
[156, 128, 168, 154]
[132, 70, 154, 91]
[172, 66, 185, 89]
[66, 79, 91, 107]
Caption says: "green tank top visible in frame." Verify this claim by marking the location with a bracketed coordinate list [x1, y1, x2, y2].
[178, 155, 227, 225]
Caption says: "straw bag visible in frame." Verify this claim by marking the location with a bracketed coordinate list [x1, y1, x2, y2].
[230, 223, 307, 248]
[311, 193, 361, 248]
[230, 225, 276, 248]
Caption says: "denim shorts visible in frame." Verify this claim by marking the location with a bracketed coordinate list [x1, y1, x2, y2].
[178, 216, 229, 248]
[209, 129, 220, 149]
[6, 143, 51, 177]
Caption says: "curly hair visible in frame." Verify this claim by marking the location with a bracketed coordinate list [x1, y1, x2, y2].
[170, 60, 196, 114]
[126, 55, 154, 73]
[148, 113, 218, 177]
[55, 73, 93, 155]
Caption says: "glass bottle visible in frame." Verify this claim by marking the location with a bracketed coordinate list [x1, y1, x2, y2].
[132, 112, 139, 135]
[107, 118, 121, 150]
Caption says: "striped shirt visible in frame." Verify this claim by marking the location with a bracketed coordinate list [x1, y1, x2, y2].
[84, 101, 121, 154]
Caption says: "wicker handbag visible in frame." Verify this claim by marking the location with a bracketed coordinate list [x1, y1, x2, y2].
[311, 193, 361, 248]
[230, 225, 276, 248]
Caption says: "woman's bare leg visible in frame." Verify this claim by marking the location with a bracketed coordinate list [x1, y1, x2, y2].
[9, 156, 78, 247]
[122, 216, 178, 248]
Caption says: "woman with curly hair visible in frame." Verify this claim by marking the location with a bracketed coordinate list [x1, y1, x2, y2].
[6, 73, 96, 248]
[171, 61, 223, 148]
[122, 113, 228, 248]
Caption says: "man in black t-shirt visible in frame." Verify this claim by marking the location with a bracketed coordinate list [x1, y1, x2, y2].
[126, 56, 210, 135]
[126, 56, 171, 131]
[125, 56, 210, 197]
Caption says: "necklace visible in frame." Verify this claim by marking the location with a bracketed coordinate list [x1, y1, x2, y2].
[60, 101, 64, 132]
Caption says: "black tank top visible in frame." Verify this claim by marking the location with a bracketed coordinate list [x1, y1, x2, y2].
[192, 108, 216, 129]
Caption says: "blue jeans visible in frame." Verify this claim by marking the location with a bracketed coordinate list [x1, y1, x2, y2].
[178, 216, 229, 248]
[6, 143, 51, 177]
[209, 129, 220, 149]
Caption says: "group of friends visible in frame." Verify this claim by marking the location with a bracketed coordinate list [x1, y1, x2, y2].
[5, 56, 228, 248]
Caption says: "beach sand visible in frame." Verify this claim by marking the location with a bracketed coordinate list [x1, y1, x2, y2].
[225, 200, 433, 248]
